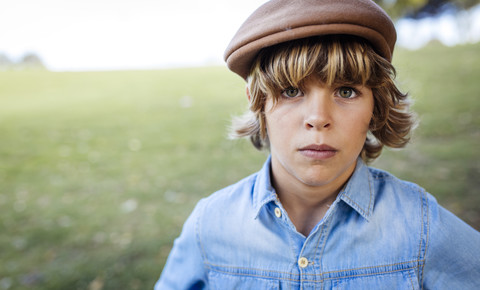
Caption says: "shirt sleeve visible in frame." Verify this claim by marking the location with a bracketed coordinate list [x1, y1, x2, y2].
[423, 195, 480, 289]
[154, 199, 208, 290]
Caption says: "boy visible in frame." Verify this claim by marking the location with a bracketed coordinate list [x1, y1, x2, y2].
[156, 0, 480, 288]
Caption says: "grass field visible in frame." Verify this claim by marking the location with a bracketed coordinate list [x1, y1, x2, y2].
[0, 42, 479, 289]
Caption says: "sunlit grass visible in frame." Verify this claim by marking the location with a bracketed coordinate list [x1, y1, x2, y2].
[0, 67, 265, 289]
[0, 42, 479, 289]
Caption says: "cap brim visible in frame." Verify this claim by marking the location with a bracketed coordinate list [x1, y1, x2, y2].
[225, 23, 392, 80]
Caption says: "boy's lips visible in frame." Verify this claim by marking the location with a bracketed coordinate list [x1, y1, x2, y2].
[298, 144, 338, 159]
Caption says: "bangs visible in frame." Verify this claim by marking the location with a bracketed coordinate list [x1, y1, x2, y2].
[250, 35, 390, 97]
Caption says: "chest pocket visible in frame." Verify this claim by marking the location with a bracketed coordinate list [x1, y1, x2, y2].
[330, 269, 420, 290]
[208, 271, 279, 290]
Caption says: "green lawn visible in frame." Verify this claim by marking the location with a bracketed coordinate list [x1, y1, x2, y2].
[0, 42, 478, 289]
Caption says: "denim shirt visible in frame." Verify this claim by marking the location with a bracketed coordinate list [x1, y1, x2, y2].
[155, 157, 480, 289]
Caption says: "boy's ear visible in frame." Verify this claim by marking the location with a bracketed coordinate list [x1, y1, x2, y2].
[246, 86, 251, 102]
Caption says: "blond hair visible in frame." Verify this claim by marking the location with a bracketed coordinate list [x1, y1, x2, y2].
[230, 35, 415, 163]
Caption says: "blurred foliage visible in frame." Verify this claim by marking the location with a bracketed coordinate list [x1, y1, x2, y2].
[0, 52, 46, 71]
[376, 0, 480, 18]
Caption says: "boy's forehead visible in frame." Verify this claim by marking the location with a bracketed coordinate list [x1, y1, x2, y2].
[224, 0, 396, 80]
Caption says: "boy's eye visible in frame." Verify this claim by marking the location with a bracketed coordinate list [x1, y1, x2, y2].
[338, 87, 356, 99]
[282, 87, 302, 98]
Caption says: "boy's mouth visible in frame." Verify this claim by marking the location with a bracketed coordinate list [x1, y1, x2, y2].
[298, 144, 338, 159]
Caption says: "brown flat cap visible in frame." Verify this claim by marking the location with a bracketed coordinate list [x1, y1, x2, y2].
[224, 0, 396, 80]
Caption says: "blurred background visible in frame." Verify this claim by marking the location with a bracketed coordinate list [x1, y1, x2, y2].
[0, 0, 479, 289]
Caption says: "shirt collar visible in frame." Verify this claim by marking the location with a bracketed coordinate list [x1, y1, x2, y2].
[252, 156, 278, 219]
[252, 156, 374, 221]
[338, 158, 374, 221]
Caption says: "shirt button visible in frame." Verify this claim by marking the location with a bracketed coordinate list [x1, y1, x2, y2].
[274, 207, 282, 218]
[298, 257, 309, 268]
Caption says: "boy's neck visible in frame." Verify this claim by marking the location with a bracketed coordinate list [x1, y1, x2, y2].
[275, 181, 341, 237]
[279, 190, 338, 237]
[270, 160, 356, 237]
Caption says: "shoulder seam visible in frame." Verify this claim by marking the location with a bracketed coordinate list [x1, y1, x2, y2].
[369, 168, 425, 193]
[195, 198, 209, 267]
[419, 187, 430, 289]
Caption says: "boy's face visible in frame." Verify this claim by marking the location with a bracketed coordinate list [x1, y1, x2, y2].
[264, 77, 373, 193]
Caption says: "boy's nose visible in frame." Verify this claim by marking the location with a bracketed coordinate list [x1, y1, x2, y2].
[304, 94, 332, 130]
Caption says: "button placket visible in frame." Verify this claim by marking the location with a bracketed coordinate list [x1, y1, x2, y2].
[298, 257, 309, 268]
